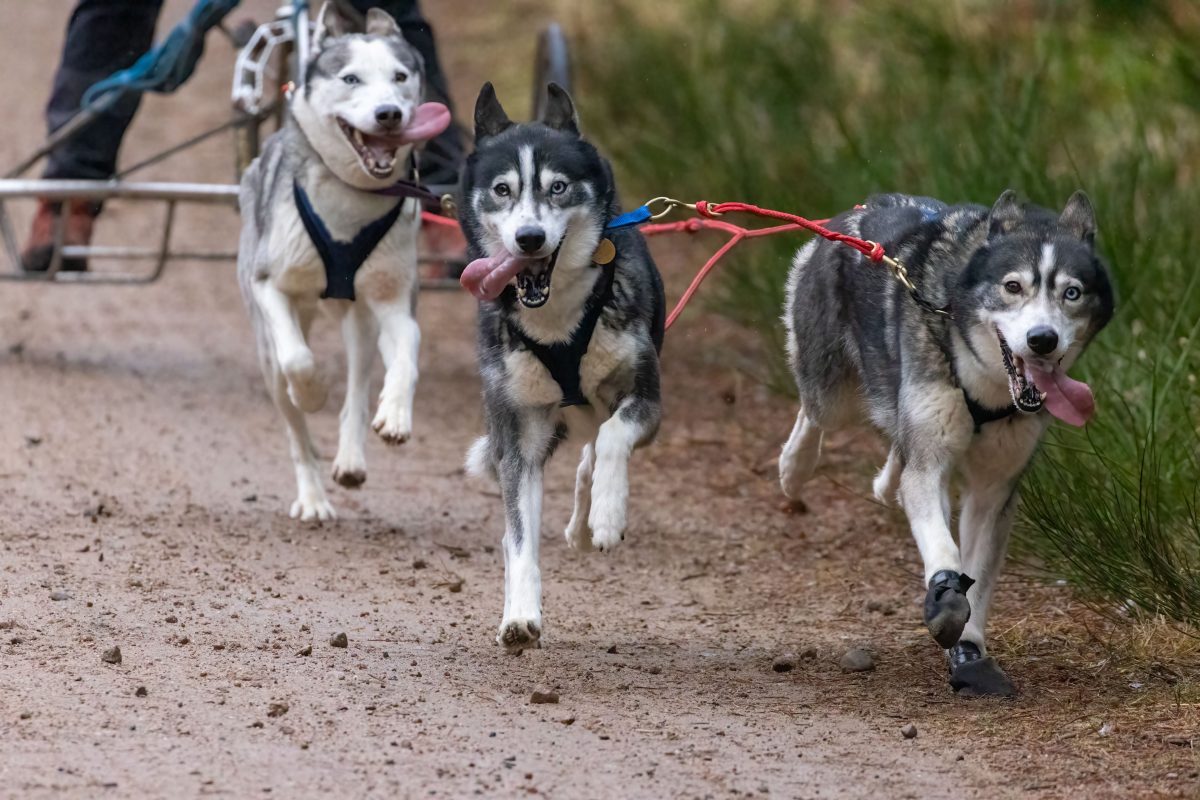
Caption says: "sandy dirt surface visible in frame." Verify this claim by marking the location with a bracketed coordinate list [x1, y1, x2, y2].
[0, 2, 1196, 798]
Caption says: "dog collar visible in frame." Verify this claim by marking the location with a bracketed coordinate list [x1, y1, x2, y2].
[293, 181, 404, 301]
[370, 178, 444, 210]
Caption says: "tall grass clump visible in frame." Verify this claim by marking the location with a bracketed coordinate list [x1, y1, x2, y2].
[576, 1, 1200, 623]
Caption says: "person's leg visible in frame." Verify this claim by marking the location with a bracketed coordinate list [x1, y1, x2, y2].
[351, 0, 464, 185]
[45, 0, 165, 181]
[24, 0, 164, 271]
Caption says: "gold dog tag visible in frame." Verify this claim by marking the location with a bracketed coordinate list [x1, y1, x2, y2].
[593, 237, 616, 265]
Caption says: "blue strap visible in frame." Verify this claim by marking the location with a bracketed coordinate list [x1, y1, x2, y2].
[605, 205, 653, 231]
[82, 0, 240, 108]
[293, 182, 404, 301]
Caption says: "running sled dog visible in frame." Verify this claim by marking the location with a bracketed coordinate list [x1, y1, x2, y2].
[459, 83, 665, 652]
[238, 4, 450, 520]
[779, 191, 1113, 695]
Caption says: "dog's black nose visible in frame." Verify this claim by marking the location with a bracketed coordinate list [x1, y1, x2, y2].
[515, 226, 546, 254]
[1027, 326, 1059, 356]
[374, 105, 403, 129]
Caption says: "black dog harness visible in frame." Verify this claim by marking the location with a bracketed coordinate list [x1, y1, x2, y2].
[293, 182, 403, 301]
[507, 263, 617, 408]
[962, 391, 1018, 433]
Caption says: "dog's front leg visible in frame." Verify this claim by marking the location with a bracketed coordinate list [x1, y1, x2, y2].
[254, 281, 327, 413]
[367, 294, 420, 445]
[899, 460, 973, 649]
[332, 301, 377, 487]
[950, 478, 1020, 696]
[496, 411, 555, 652]
[589, 395, 661, 552]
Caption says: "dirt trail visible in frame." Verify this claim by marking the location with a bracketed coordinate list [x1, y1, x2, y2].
[0, 2, 1193, 798]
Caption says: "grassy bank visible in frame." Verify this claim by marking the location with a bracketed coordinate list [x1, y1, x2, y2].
[576, 0, 1200, 623]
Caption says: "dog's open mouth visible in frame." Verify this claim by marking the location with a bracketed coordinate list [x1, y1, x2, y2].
[458, 244, 563, 306]
[996, 329, 1046, 414]
[337, 118, 403, 179]
[514, 247, 561, 308]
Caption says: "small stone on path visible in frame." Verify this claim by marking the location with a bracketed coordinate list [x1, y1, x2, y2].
[530, 690, 559, 704]
[840, 647, 875, 673]
[772, 654, 798, 673]
[101, 646, 122, 665]
[901, 723, 918, 739]
[330, 633, 348, 649]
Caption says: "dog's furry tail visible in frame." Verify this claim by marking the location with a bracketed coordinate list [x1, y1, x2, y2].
[465, 436, 496, 481]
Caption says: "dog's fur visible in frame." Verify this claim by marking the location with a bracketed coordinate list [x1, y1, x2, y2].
[461, 84, 665, 651]
[237, 5, 429, 520]
[779, 191, 1113, 695]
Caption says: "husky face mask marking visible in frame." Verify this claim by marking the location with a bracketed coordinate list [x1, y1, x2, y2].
[959, 190, 1114, 420]
[464, 84, 606, 308]
[292, 5, 448, 185]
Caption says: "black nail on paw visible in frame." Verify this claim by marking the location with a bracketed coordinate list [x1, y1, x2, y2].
[923, 570, 974, 649]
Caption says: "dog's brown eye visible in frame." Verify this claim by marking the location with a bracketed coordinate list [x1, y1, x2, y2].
[394, 71, 408, 83]
[550, 180, 567, 195]
[1064, 286, 1081, 301]
[493, 183, 510, 197]
[1004, 280, 1022, 295]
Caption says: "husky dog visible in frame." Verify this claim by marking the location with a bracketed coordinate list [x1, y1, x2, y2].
[779, 191, 1113, 695]
[459, 83, 665, 652]
[237, 3, 450, 521]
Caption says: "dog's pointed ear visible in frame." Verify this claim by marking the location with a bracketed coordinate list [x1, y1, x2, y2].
[474, 82, 513, 140]
[541, 83, 579, 135]
[1059, 190, 1097, 246]
[365, 7, 402, 37]
[987, 189, 1024, 240]
[313, 1, 348, 52]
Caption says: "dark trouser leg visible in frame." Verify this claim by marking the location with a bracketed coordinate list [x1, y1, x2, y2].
[350, 0, 465, 185]
[43, 0, 165, 180]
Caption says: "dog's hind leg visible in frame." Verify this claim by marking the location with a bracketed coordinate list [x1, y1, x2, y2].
[368, 293, 420, 445]
[872, 446, 902, 507]
[779, 409, 823, 500]
[564, 443, 595, 551]
[332, 301, 377, 488]
[270, 367, 336, 522]
[496, 410, 556, 652]
[254, 281, 327, 413]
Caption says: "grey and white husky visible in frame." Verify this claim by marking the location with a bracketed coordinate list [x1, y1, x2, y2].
[459, 83, 665, 652]
[779, 191, 1113, 695]
[237, 3, 449, 521]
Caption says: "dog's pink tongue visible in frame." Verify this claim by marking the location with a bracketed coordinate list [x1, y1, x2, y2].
[459, 251, 531, 301]
[401, 102, 451, 143]
[1027, 366, 1095, 427]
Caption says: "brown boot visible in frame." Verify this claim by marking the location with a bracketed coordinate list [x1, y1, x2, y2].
[21, 199, 99, 272]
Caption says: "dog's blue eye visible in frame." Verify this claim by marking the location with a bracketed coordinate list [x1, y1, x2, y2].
[1004, 280, 1022, 294]
[341, 74, 361, 86]
[550, 180, 567, 195]
[493, 183, 510, 197]
[1064, 286, 1081, 301]
[394, 71, 408, 84]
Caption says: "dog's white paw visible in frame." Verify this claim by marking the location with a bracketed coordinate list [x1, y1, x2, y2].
[289, 492, 337, 523]
[564, 513, 594, 551]
[588, 500, 626, 553]
[872, 470, 897, 507]
[282, 353, 327, 413]
[371, 401, 411, 445]
[496, 617, 542, 653]
[331, 457, 366, 489]
[779, 457, 808, 501]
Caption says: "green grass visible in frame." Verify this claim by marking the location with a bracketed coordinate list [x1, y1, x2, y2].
[576, 0, 1200, 623]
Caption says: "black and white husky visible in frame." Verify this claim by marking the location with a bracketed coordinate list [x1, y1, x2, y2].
[237, 3, 449, 521]
[780, 191, 1114, 695]
[459, 83, 665, 652]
